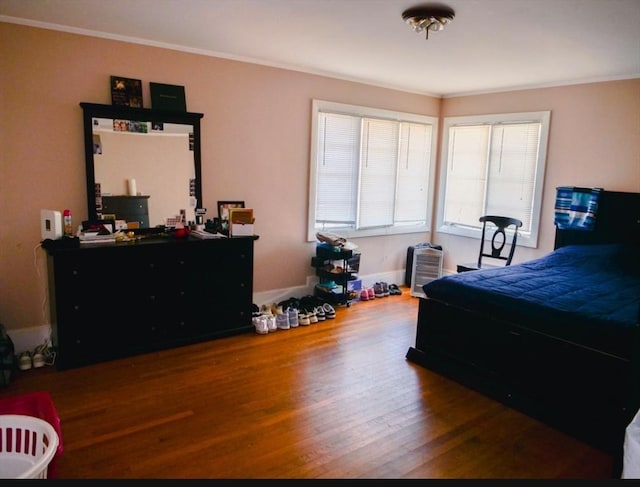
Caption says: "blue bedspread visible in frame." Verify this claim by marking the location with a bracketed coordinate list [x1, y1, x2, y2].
[423, 244, 640, 357]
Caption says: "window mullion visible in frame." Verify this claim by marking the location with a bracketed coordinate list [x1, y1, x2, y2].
[482, 124, 493, 217]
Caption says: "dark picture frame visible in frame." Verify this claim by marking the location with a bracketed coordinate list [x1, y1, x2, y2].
[150, 82, 186, 111]
[110, 76, 143, 108]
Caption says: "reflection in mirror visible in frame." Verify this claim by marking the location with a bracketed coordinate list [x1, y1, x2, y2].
[92, 120, 195, 228]
[81, 103, 204, 231]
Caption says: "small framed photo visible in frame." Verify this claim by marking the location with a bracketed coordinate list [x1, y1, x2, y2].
[218, 201, 245, 221]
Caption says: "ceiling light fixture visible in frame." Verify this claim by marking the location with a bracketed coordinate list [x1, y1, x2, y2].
[402, 4, 455, 40]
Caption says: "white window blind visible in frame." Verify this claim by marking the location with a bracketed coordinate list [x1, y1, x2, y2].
[360, 118, 398, 228]
[396, 122, 433, 223]
[309, 100, 438, 240]
[316, 113, 360, 225]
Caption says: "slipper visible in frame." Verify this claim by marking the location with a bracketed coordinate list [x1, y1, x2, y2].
[389, 283, 403, 295]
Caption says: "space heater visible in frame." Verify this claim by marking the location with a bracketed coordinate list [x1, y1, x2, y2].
[410, 247, 444, 298]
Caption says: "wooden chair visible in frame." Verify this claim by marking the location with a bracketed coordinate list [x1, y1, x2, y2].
[456, 215, 523, 273]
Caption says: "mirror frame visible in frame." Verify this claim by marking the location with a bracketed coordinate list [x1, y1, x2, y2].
[80, 102, 204, 231]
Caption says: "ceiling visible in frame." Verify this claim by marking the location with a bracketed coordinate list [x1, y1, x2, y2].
[1, 0, 639, 97]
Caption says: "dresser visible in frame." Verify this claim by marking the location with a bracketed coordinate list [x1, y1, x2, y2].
[45, 236, 256, 369]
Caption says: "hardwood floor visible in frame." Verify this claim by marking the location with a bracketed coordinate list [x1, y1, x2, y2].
[1, 288, 614, 479]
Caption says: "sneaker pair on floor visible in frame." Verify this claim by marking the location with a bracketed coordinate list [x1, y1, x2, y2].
[374, 282, 391, 298]
[360, 287, 376, 301]
[18, 342, 55, 370]
[253, 300, 335, 334]
[276, 307, 299, 330]
[360, 281, 394, 301]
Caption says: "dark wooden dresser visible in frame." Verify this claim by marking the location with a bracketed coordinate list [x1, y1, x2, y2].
[45, 236, 257, 369]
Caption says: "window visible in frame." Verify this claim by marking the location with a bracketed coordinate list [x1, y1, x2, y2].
[308, 100, 438, 240]
[436, 111, 550, 248]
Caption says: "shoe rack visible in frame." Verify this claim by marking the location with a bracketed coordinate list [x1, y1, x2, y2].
[311, 244, 360, 307]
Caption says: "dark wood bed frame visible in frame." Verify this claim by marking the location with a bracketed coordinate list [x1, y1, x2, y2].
[406, 190, 640, 475]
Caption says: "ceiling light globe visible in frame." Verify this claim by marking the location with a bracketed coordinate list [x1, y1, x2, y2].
[428, 20, 444, 32]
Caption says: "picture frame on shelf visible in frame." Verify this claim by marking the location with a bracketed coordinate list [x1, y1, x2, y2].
[110, 76, 143, 108]
[217, 201, 245, 234]
[150, 82, 186, 111]
[218, 201, 245, 221]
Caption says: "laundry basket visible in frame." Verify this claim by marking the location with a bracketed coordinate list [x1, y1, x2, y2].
[0, 391, 63, 478]
[0, 414, 59, 479]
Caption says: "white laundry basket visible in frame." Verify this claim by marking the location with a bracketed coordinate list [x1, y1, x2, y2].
[0, 414, 59, 479]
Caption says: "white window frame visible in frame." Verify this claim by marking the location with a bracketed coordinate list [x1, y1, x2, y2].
[436, 111, 551, 248]
[308, 100, 438, 241]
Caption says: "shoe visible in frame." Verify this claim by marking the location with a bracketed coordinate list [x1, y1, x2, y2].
[252, 303, 261, 318]
[288, 307, 299, 328]
[18, 351, 32, 370]
[264, 314, 277, 332]
[322, 302, 336, 319]
[307, 308, 318, 324]
[314, 306, 326, 321]
[367, 287, 375, 300]
[32, 345, 46, 368]
[253, 316, 269, 334]
[360, 289, 369, 301]
[276, 312, 290, 330]
[260, 306, 276, 330]
[299, 309, 310, 326]
[389, 283, 403, 295]
[381, 281, 390, 297]
[374, 283, 384, 298]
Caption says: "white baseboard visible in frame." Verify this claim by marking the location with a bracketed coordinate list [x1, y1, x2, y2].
[253, 270, 406, 307]
[7, 325, 53, 355]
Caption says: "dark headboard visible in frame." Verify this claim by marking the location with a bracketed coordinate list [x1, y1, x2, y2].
[554, 190, 640, 249]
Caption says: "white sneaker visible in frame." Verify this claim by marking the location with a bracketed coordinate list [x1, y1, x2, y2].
[288, 307, 299, 327]
[315, 306, 326, 321]
[307, 308, 318, 324]
[18, 352, 32, 371]
[322, 302, 336, 319]
[265, 315, 277, 332]
[253, 316, 268, 335]
[276, 312, 290, 330]
[299, 310, 310, 326]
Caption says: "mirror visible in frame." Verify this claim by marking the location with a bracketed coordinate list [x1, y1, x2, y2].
[80, 102, 204, 231]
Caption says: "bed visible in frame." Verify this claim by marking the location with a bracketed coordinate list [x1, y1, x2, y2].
[406, 190, 640, 468]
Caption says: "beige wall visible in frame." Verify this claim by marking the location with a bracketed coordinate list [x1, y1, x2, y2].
[1, 21, 639, 335]
[439, 81, 640, 267]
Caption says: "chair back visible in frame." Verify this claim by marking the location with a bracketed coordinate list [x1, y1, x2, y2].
[477, 215, 523, 268]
